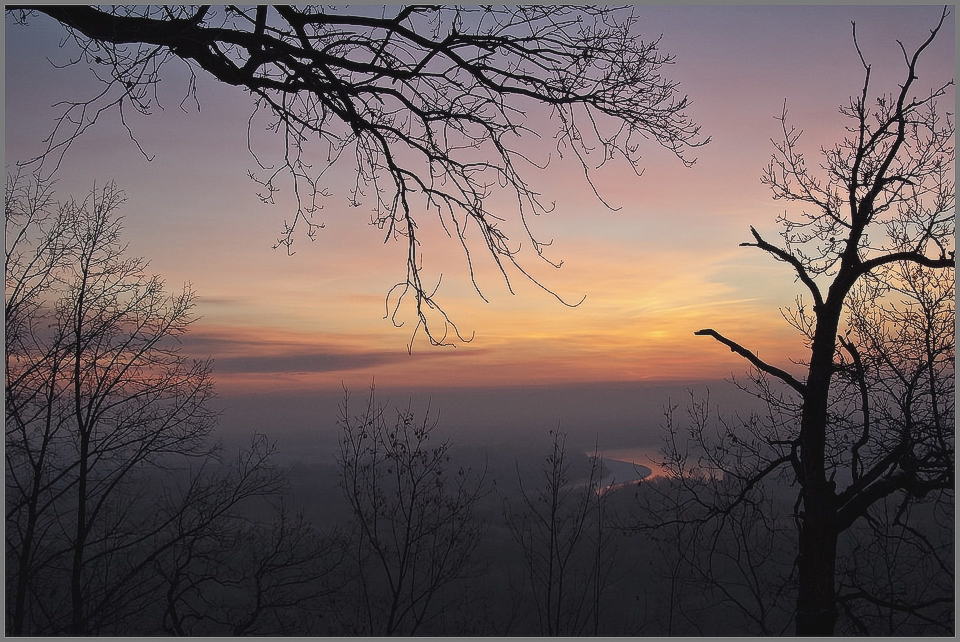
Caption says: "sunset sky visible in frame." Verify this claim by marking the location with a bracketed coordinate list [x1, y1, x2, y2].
[5, 6, 955, 462]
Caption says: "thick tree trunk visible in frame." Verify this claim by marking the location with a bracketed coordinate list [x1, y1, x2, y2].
[795, 484, 839, 635]
[794, 307, 842, 635]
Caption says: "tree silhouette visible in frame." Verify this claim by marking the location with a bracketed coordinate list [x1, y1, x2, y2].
[4, 174, 307, 635]
[335, 387, 486, 635]
[9, 5, 706, 344]
[503, 430, 616, 635]
[629, 397, 796, 635]
[647, 8, 952, 636]
[156, 496, 344, 636]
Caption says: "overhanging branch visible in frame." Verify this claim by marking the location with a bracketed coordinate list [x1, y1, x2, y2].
[13, 4, 707, 347]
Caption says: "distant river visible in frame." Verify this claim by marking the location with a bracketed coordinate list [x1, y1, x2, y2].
[591, 457, 652, 493]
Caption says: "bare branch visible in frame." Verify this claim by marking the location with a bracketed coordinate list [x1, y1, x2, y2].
[741, 226, 824, 308]
[13, 5, 707, 345]
[694, 329, 805, 394]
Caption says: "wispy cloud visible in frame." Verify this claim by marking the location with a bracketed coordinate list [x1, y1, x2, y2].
[212, 351, 397, 374]
[180, 326, 486, 379]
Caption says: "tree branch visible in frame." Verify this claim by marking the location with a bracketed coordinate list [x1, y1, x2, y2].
[858, 250, 954, 276]
[15, 5, 707, 346]
[694, 329, 806, 394]
[741, 226, 824, 309]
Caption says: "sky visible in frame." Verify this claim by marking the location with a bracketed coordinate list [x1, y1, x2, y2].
[4, 6, 955, 466]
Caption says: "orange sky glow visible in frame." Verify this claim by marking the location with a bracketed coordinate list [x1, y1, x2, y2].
[5, 6, 954, 452]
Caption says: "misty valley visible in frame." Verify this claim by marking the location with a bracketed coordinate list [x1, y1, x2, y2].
[6, 5, 954, 637]
[7, 391, 952, 636]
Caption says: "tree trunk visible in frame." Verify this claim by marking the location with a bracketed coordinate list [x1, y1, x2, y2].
[795, 484, 839, 635]
[70, 433, 89, 635]
[794, 307, 842, 635]
[11, 512, 35, 635]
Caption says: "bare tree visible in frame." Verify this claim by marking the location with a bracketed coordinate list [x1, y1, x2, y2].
[156, 492, 345, 636]
[4, 173, 305, 635]
[829, 261, 955, 634]
[835, 488, 954, 634]
[503, 430, 617, 636]
[8, 5, 707, 345]
[335, 387, 486, 635]
[663, 9, 953, 635]
[5, 172, 208, 633]
[630, 396, 797, 635]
